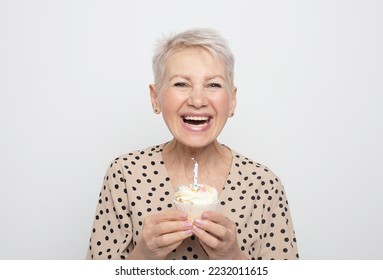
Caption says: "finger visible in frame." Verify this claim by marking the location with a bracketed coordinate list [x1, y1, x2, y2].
[155, 240, 184, 259]
[155, 220, 193, 236]
[155, 229, 193, 249]
[201, 211, 234, 228]
[194, 218, 227, 239]
[192, 225, 221, 249]
[145, 210, 188, 225]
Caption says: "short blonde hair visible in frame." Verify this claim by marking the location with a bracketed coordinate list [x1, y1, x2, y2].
[152, 28, 235, 88]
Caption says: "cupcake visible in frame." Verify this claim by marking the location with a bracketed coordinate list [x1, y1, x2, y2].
[173, 184, 219, 221]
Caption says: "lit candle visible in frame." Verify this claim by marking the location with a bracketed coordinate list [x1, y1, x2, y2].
[191, 157, 198, 189]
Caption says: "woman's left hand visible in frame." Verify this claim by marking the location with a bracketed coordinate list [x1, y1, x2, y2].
[192, 211, 248, 260]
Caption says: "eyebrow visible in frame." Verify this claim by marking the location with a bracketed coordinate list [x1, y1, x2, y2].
[168, 74, 226, 81]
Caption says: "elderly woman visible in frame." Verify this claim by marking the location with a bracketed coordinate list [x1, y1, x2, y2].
[86, 28, 299, 260]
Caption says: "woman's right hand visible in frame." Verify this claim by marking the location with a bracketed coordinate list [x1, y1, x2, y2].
[127, 210, 193, 259]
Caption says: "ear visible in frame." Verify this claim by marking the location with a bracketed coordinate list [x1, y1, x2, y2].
[149, 84, 161, 114]
[228, 87, 237, 117]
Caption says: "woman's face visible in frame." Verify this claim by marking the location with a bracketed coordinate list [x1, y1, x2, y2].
[150, 47, 236, 149]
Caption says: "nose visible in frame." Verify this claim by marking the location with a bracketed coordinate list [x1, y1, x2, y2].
[187, 85, 208, 108]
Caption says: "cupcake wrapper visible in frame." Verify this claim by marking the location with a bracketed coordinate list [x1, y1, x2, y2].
[173, 200, 219, 221]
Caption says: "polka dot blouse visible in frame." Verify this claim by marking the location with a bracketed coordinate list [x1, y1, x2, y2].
[86, 143, 299, 260]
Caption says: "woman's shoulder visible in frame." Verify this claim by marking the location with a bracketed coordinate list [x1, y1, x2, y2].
[108, 143, 165, 168]
[228, 146, 282, 185]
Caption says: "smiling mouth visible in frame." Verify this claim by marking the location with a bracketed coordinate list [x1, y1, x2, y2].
[182, 116, 211, 126]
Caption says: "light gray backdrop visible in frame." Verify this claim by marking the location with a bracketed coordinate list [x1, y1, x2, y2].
[1, 0, 382, 259]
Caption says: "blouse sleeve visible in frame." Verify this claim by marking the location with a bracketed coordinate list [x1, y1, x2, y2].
[86, 158, 133, 259]
[256, 176, 299, 260]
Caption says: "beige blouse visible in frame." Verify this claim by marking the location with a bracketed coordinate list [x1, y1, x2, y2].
[86, 143, 299, 260]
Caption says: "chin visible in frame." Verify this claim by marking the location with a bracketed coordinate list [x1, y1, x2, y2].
[175, 135, 217, 149]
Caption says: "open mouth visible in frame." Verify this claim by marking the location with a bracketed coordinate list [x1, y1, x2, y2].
[182, 116, 211, 126]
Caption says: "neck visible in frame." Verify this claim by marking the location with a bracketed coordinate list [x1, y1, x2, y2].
[162, 139, 229, 166]
[162, 139, 233, 190]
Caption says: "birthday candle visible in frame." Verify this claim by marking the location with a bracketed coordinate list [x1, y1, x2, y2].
[192, 158, 198, 189]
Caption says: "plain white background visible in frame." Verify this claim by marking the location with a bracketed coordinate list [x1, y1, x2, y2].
[1, 0, 382, 259]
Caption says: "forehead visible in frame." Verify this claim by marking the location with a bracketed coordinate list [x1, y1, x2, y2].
[164, 47, 226, 77]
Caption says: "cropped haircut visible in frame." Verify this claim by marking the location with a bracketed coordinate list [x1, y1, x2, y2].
[152, 28, 235, 88]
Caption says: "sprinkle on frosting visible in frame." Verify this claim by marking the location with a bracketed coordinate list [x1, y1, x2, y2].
[175, 184, 218, 204]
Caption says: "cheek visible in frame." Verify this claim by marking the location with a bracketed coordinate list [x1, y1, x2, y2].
[157, 92, 169, 110]
[158, 93, 180, 117]
[159, 90, 187, 109]
[211, 94, 232, 112]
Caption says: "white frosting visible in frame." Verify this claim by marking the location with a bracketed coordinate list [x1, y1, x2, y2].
[175, 184, 218, 204]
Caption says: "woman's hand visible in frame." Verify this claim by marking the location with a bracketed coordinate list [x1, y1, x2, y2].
[128, 210, 193, 260]
[192, 211, 248, 260]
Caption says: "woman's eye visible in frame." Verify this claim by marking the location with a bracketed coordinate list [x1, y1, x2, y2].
[208, 83, 222, 88]
[173, 82, 188, 87]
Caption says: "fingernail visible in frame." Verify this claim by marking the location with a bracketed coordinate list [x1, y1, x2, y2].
[194, 219, 205, 226]
[184, 221, 192, 228]
[192, 225, 200, 233]
[184, 229, 193, 235]
[180, 212, 187, 219]
[201, 212, 210, 219]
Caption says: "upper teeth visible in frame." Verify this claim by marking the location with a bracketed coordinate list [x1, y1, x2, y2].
[184, 116, 209, 121]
